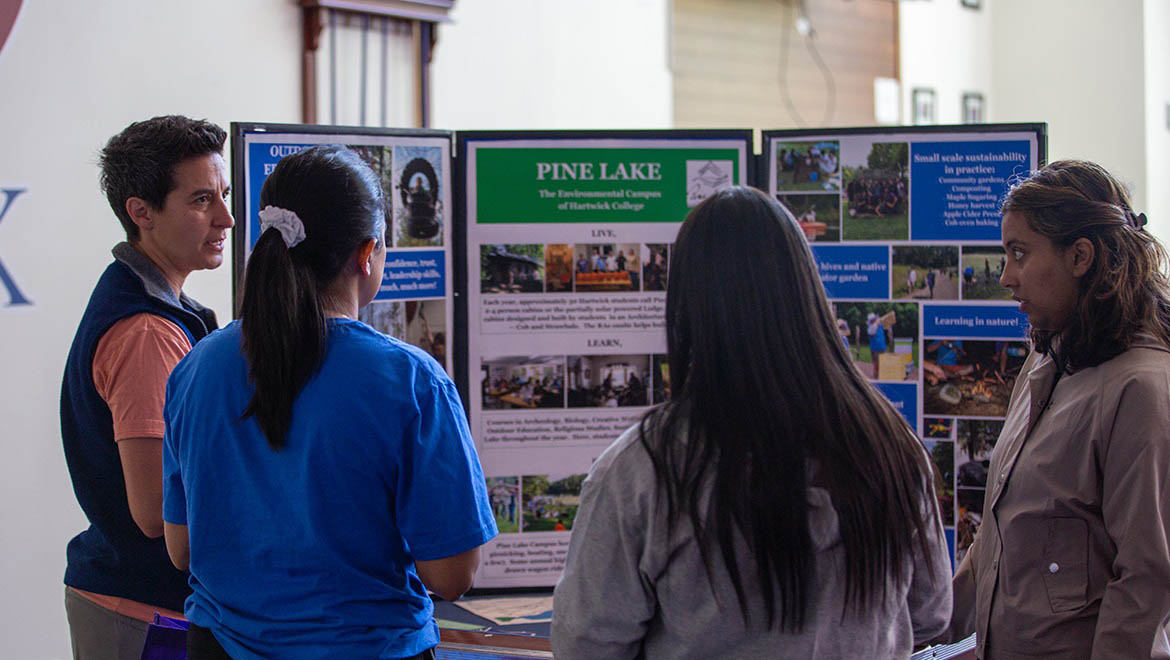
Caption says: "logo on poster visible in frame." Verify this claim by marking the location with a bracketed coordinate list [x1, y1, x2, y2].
[686, 160, 732, 207]
[0, 188, 32, 306]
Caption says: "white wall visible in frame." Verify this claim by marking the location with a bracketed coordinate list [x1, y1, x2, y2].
[0, 2, 301, 657]
[899, 0, 994, 124]
[901, 0, 1168, 240]
[989, 0, 1150, 220]
[1144, 0, 1170, 234]
[431, 0, 672, 130]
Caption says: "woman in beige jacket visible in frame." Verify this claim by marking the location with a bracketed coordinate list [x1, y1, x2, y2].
[949, 160, 1170, 659]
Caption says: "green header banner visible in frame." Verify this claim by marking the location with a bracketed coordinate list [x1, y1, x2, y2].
[474, 147, 742, 223]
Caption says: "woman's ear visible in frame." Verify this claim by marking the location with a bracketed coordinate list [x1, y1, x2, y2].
[356, 238, 376, 276]
[1069, 237, 1095, 278]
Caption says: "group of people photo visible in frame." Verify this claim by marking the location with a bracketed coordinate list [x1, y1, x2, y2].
[480, 242, 670, 294]
[59, 113, 1170, 660]
[481, 356, 565, 409]
[841, 141, 910, 241]
[521, 474, 585, 533]
[775, 140, 841, 192]
[566, 354, 651, 408]
[574, 243, 641, 292]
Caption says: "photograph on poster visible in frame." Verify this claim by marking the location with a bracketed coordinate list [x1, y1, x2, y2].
[842, 142, 909, 241]
[957, 419, 1000, 487]
[482, 356, 565, 409]
[358, 300, 405, 340]
[955, 419, 1002, 562]
[573, 243, 639, 292]
[961, 246, 1010, 300]
[544, 243, 574, 293]
[834, 302, 920, 381]
[775, 140, 841, 192]
[923, 339, 1027, 417]
[487, 476, 521, 534]
[892, 246, 959, 300]
[651, 354, 670, 404]
[403, 300, 446, 366]
[348, 145, 395, 247]
[777, 193, 841, 242]
[923, 438, 956, 527]
[392, 145, 443, 247]
[481, 244, 545, 293]
[642, 244, 669, 292]
[567, 354, 650, 408]
[924, 417, 955, 439]
[522, 473, 586, 532]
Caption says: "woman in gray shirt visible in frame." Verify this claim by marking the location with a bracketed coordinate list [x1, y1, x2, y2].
[553, 187, 951, 659]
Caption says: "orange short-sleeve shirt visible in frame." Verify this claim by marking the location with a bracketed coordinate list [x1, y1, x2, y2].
[92, 313, 192, 442]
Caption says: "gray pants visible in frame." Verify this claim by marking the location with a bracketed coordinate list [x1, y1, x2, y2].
[64, 587, 149, 660]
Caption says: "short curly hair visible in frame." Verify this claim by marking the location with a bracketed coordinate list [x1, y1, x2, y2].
[99, 115, 226, 241]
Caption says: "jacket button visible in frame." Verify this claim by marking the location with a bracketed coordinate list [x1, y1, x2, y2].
[1048, 562, 1060, 573]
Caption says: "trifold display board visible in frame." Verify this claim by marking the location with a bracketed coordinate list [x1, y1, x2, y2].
[231, 123, 456, 376]
[764, 124, 1045, 570]
[459, 131, 753, 588]
[231, 123, 1042, 590]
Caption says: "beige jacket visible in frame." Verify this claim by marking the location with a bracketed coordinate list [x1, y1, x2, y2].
[949, 340, 1170, 659]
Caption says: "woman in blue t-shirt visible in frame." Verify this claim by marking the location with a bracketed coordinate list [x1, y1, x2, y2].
[161, 145, 497, 659]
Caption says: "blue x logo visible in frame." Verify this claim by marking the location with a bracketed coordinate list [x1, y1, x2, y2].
[0, 188, 31, 306]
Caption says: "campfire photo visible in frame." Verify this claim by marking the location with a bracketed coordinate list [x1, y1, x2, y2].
[923, 340, 1028, 417]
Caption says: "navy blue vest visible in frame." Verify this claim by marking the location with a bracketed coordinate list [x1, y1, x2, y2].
[60, 244, 217, 610]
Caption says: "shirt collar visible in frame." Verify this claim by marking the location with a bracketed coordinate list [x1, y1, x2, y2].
[111, 242, 210, 316]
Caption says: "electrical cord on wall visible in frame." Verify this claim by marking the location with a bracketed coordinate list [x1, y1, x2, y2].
[778, 0, 837, 127]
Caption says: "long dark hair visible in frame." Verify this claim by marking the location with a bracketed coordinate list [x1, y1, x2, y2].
[1002, 159, 1170, 372]
[639, 186, 936, 631]
[239, 145, 385, 449]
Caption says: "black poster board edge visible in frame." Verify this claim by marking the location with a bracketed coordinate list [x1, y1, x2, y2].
[755, 122, 1049, 190]
[229, 121, 453, 317]
[455, 128, 751, 595]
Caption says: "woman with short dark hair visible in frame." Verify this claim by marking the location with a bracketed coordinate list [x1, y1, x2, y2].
[948, 159, 1170, 658]
[162, 145, 496, 659]
[553, 186, 950, 659]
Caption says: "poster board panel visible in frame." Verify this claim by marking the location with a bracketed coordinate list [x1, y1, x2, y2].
[231, 123, 458, 376]
[761, 123, 1046, 570]
[458, 130, 751, 588]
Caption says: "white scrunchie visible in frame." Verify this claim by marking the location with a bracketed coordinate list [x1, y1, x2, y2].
[258, 205, 306, 248]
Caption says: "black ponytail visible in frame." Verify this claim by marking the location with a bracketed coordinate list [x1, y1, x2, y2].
[239, 145, 385, 449]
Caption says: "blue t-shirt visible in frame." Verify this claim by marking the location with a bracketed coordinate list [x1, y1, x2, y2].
[162, 319, 497, 659]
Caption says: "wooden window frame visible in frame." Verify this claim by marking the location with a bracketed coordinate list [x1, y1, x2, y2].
[301, 0, 454, 126]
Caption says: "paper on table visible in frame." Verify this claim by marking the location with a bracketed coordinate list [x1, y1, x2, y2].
[452, 596, 555, 626]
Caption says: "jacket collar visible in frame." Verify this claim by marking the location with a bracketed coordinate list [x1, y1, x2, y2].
[111, 242, 210, 316]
